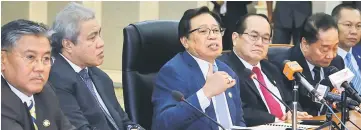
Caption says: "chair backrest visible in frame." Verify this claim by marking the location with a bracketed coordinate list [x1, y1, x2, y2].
[267, 44, 293, 62]
[122, 20, 184, 129]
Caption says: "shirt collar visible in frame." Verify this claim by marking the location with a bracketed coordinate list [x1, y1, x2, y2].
[187, 51, 216, 79]
[60, 53, 87, 73]
[2, 76, 34, 106]
[233, 49, 261, 70]
[337, 47, 353, 59]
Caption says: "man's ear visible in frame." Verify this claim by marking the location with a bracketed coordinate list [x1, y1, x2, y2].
[232, 32, 239, 47]
[62, 39, 74, 53]
[1, 51, 7, 71]
[301, 37, 309, 52]
[180, 36, 189, 49]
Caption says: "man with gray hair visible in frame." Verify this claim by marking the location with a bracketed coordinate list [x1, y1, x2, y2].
[1, 19, 75, 130]
[48, 2, 143, 130]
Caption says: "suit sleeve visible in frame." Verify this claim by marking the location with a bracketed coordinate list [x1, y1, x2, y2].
[51, 80, 94, 130]
[151, 65, 206, 130]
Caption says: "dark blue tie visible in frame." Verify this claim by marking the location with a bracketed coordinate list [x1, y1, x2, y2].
[79, 69, 119, 130]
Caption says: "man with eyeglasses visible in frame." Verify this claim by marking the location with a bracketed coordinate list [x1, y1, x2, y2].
[271, 13, 345, 116]
[332, 3, 361, 95]
[219, 14, 312, 126]
[1, 19, 75, 130]
[152, 6, 246, 130]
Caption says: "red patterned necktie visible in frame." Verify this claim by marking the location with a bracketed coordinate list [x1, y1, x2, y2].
[252, 66, 284, 119]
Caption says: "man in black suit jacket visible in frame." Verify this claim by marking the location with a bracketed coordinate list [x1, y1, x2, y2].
[1, 19, 74, 130]
[48, 3, 143, 130]
[219, 14, 312, 126]
[267, 1, 312, 45]
[271, 13, 345, 116]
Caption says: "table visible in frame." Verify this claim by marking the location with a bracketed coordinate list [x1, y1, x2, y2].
[309, 111, 361, 130]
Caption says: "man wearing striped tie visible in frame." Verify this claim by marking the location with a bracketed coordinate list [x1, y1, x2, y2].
[1, 19, 75, 130]
[332, 4, 361, 97]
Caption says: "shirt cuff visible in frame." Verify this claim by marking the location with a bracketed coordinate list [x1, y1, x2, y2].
[196, 88, 211, 112]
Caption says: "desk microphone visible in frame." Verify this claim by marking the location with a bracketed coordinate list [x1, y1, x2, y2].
[282, 60, 327, 104]
[171, 90, 226, 130]
[328, 66, 361, 104]
[243, 68, 293, 113]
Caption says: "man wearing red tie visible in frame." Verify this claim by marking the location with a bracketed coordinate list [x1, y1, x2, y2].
[219, 14, 312, 126]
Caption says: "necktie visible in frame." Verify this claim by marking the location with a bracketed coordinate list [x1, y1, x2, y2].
[313, 66, 321, 84]
[212, 64, 232, 129]
[79, 69, 119, 130]
[27, 100, 38, 130]
[346, 53, 361, 94]
[252, 67, 284, 119]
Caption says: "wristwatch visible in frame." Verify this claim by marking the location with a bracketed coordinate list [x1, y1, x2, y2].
[127, 125, 143, 130]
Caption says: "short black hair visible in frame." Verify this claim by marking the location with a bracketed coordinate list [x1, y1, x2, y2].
[1, 19, 50, 51]
[234, 13, 273, 37]
[331, 3, 361, 22]
[301, 13, 338, 44]
[178, 6, 223, 39]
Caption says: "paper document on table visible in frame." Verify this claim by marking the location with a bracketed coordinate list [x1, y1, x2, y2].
[243, 123, 318, 130]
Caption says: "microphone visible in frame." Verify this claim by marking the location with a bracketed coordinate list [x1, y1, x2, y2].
[243, 68, 293, 113]
[314, 84, 359, 106]
[171, 91, 226, 130]
[328, 66, 361, 104]
[282, 60, 326, 104]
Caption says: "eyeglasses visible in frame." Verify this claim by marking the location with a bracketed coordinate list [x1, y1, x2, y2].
[242, 32, 271, 44]
[3, 50, 54, 67]
[188, 27, 225, 37]
[338, 23, 361, 30]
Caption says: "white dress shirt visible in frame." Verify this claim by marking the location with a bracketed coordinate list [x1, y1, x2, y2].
[233, 51, 286, 121]
[188, 52, 233, 129]
[338, 47, 361, 75]
[59, 53, 112, 116]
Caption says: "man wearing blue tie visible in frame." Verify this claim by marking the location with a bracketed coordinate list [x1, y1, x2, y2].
[332, 4, 361, 94]
[151, 6, 246, 130]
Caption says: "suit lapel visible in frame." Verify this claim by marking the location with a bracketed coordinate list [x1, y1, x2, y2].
[1, 77, 28, 127]
[228, 52, 262, 98]
[182, 52, 206, 92]
[260, 60, 286, 101]
[290, 45, 313, 83]
[353, 44, 361, 71]
[34, 92, 48, 129]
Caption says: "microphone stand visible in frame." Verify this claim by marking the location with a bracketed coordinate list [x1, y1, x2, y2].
[341, 91, 349, 130]
[292, 81, 298, 130]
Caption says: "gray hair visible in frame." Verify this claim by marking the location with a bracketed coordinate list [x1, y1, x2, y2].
[51, 2, 95, 53]
[1, 19, 50, 51]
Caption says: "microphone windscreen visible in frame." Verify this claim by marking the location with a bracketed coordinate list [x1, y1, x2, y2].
[172, 90, 184, 102]
[327, 66, 339, 75]
[243, 68, 254, 79]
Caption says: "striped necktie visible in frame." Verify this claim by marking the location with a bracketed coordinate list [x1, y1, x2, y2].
[213, 64, 232, 129]
[346, 53, 361, 94]
[28, 100, 38, 130]
[79, 69, 119, 130]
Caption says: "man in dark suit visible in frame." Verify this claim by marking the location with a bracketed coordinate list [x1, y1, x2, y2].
[332, 3, 361, 94]
[152, 6, 246, 130]
[219, 14, 312, 126]
[1, 19, 75, 130]
[212, 1, 252, 50]
[48, 3, 143, 130]
[267, 1, 312, 45]
[271, 13, 345, 116]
